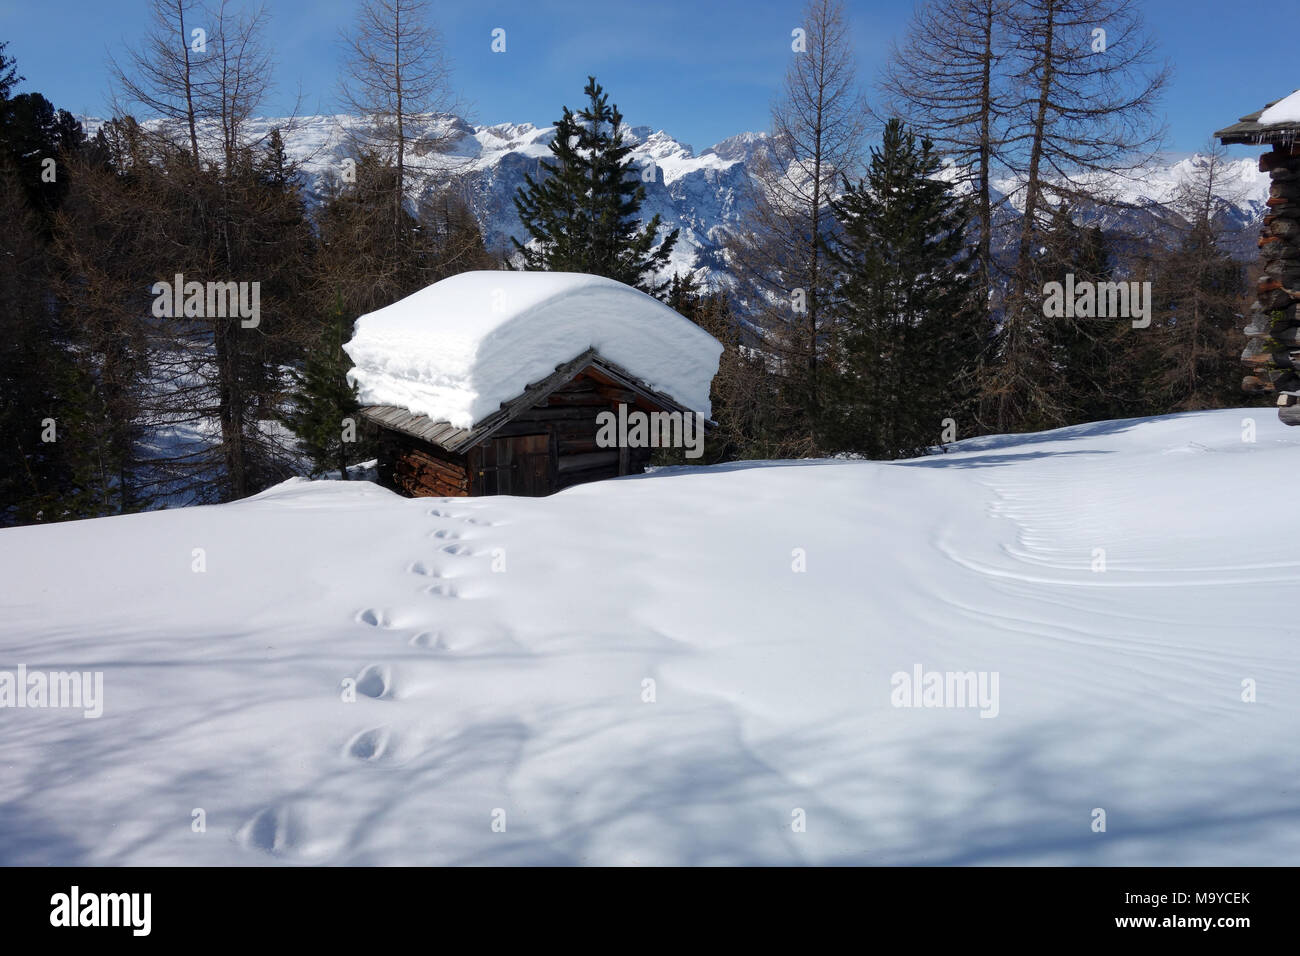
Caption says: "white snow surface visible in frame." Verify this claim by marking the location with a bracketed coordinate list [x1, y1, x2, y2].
[343, 271, 723, 428]
[1, 408, 1298, 865]
[1259, 90, 1300, 125]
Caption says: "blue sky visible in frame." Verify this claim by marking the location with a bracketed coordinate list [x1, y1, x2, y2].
[0, 0, 1293, 158]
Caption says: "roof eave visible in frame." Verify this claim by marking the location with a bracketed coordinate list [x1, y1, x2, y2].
[1215, 122, 1300, 146]
[1215, 94, 1300, 146]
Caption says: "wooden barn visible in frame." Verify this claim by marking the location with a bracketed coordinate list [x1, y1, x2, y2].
[343, 271, 723, 498]
[361, 347, 709, 497]
[1216, 89, 1300, 423]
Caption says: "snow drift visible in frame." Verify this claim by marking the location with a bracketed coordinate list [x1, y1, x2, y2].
[343, 271, 724, 428]
[1, 409, 1297, 865]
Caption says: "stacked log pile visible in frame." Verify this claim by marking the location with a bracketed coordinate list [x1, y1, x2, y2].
[1243, 143, 1300, 423]
[393, 446, 471, 498]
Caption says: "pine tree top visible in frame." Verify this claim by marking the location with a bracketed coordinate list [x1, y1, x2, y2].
[512, 76, 678, 298]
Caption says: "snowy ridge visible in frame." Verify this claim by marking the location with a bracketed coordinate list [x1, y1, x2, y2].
[1, 408, 1297, 864]
[281, 115, 1272, 276]
[81, 110, 1274, 283]
[233, 113, 755, 284]
[990, 154, 1270, 213]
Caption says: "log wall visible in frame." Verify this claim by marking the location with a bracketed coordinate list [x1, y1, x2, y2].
[377, 371, 656, 498]
[474, 372, 653, 493]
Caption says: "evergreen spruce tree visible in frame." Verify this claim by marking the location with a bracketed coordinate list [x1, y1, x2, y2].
[0, 41, 19, 99]
[822, 118, 982, 459]
[0, 52, 118, 525]
[0, 159, 63, 523]
[1037, 207, 1124, 424]
[1, 91, 84, 230]
[512, 76, 678, 296]
[660, 270, 778, 463]
[283, 292, 374, 478]
[665, 271, 703, 315]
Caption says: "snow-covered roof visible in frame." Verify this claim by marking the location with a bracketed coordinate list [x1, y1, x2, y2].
[1216, 90, 1300, 145]
[343, 271, 723, 430]
[1260, 90, 1300, 125]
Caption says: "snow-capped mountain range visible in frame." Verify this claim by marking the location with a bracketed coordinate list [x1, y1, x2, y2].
[244, 113, 758, 282]
[203, 114, 1276, 282]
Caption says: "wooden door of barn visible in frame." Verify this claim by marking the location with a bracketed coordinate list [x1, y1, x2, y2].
[478, 433, 554, 496]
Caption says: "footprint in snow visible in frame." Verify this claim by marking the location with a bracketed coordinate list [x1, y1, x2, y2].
[355, 664, 391, 699]
[356, 608, 393, 628]
[407, 561, 446, 578]
[430, 529, 461, 540]
[410, 624, 506, 651]
[440, 544, 476, 557]
[345, 726, 392, 762]
[239, 805, 298, 855]
[409, 629, 467, 651]
[425, 582, 460, 598]
[409, 631, 441, 649]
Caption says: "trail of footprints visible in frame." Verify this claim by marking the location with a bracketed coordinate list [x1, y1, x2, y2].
[348, 507, 497, 757]
[240, 504, 508, 856]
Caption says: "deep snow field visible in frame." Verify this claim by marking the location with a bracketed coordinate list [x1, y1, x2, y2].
[1, 408, 1297, 865]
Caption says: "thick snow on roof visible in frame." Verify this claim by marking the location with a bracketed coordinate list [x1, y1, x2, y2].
[344, 271, 723, 429]
[1259, 90, 1300, 125]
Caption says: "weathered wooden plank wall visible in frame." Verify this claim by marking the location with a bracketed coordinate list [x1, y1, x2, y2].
[379, 371, 656, 498]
